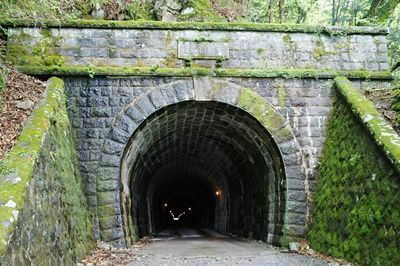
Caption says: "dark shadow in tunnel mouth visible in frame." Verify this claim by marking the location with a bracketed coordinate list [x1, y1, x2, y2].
[121, 101, 286, 245]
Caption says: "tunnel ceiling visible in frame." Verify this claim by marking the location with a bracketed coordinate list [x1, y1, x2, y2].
[121, 100, 286, 243]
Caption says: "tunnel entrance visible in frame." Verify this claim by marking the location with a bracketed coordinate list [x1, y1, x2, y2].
[120, 100, 286, 244]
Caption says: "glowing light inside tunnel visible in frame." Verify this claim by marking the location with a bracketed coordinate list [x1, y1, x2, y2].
[170, 210, 186, 221]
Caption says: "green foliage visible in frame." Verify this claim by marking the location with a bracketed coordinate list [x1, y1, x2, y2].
[392, 79, 400, 123]
[87, 63, 96, 78]
[0, 65, 6, 93]
[309, 92, 400, 265]
[124, 0, 153, 20]
[0, 0, 93, 20]
[179, 0, 225, 22]
[387, 5, 400, 66]
[368, 0, 400, 23]
[246, 0, 323, 24]
[0, 69, 4, 108]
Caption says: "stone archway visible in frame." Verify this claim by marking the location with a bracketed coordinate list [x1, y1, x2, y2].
[96, 78, 304, 247]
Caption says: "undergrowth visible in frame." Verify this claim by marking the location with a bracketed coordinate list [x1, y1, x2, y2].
[392, 69, 400, 123]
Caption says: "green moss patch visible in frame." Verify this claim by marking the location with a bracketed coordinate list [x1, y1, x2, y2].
[309, 77, 400, 265]
[313, 37, 336, 60]
[6, 29, 65, 67]
[0, 19, 388, 35]
[335, 77, 400, 171]
[0, 77, 93, 262]
[13, 66, 393, 80]
[0, 78, 60, 256]
[238, 88, 292, 141]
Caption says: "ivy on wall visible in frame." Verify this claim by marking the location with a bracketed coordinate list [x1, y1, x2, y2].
[309, 92, 400, 265]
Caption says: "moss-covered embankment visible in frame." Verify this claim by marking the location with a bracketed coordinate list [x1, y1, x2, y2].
[0, 77, 94, 264]
[309, 77, 400, 265]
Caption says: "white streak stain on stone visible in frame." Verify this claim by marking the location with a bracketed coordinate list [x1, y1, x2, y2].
[11, 210, 19, 222]
[4, 200, 17, 208]
[13, 177, 21, 184]
[362, 114, 374, 122]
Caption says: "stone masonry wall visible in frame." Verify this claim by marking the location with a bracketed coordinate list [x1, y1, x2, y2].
[0, 78, 94, 264]
[5, 24, 391, 245]
[7, 27, 389, 71]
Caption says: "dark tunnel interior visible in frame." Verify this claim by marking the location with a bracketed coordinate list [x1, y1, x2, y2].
[121, 101, 286, 243]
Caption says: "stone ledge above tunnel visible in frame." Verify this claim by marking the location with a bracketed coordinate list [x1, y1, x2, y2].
[93, 78, 306, 247]
[5, 24, 390, 72]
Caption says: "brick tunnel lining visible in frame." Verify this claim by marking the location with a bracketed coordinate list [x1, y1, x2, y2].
[121, 101, 286, 243]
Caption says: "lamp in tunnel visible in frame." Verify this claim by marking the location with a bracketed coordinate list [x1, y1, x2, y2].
[188, 207, 191, 211]
[164, 203, 168, 207]
[215, 189, 223, 205]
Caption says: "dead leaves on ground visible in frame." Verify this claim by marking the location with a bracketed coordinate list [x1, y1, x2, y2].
[297, 239, 353, 265]
[81, 238, 151, 265]
[364, 88, 399, 134]
[0, 65, 46, 160]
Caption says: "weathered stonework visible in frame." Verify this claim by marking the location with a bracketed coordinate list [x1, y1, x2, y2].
[6, 26, 389, 71]
[62, 75, 389, 246]
[0, 78, 94, 264]
[3, 22, 393, 248]
[309, 78, 400, 265]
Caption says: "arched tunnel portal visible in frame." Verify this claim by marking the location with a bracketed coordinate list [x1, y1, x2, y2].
[120, 100, 287, 243]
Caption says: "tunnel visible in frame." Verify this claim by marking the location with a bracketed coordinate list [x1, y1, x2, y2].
[120, 100, 286, 244]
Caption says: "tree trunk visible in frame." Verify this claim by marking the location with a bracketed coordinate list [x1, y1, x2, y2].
[336, 0, 341, 25]
[332, 0, 336, 25]
[279, 0, 285, 23]
[268, 0, 274, 23]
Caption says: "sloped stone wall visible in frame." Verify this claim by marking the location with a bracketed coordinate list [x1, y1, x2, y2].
[0, 78, 94, 265]
[309, 78, 400, 265]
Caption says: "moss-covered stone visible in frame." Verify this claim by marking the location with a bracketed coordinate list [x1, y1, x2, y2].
[309, 78, 400, 265]
[278, 83, 287, 107]
[13, 66, 394, 80]
[238, 88, 292, 141]
[0, 19, 389, 35]
[0, 77, 94, 264]
[335, 77, 400, 171]
[162, 50, 178, 68]
[6, 29, 65, 67]
[312, 37, 336, 60]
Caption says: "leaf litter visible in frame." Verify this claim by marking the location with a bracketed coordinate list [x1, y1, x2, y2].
[0, 64, 46, 160]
